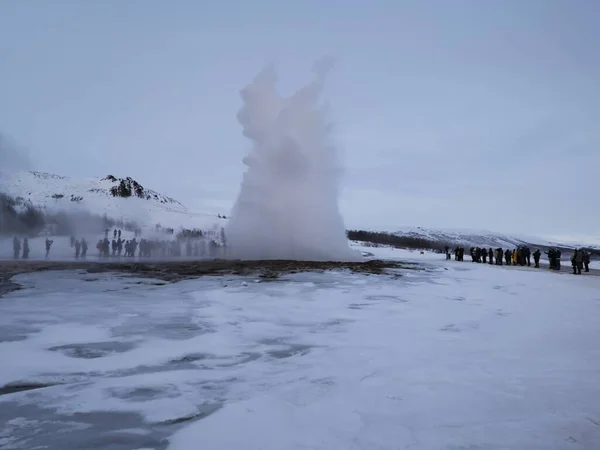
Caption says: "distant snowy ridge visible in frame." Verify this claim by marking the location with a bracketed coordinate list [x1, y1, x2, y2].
[0, 170, 224, 231]
[392, 225, 580, 250]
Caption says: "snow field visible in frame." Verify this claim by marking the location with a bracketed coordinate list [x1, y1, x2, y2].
[0, 245, 599, 449]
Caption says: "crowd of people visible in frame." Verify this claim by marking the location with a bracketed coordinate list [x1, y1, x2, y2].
[12, 236, 54, 259]
[8, 230, 595, 276]
[92, 231, 225, 259]
[444, 245, 593, 275]
[9, 226, 228, 261]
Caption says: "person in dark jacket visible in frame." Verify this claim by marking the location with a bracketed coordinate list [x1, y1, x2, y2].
[524, 247, 531, 266]
[488, 248, 494, 264]
[496, 248, 503, 265]
[571, 249, 583, 275]
[45, 238, 53, 258]
[81, 238, 88, 258]
[546, 248, 556, 270]
[13, 236, 21, 259]
[582, 250, 590, 272]
[504, 249, 511, 265]
[75, 240, 81, 259]
[533, 249, 541, 268]
[22, 238, 29, 259]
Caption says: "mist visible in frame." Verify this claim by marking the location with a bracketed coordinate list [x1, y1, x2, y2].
[226, 59, 360, 261]
[0, 133, 32, 173]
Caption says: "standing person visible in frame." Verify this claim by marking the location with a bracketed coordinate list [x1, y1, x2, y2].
[45, 238, 53, 258]
[556, 249, 562, 271]
[81, 238, 88, 258]
[22, 238, 30, 259]
[103, 237, 110, 257]
[504, 249, 511, 265]
[113, 229, 117, 239]
[75, 240, 81, 259]
[13, 236, 21, 259]
[118, 229, 122, 239]
[571, 250, 583, 275]
[533, 249, 541, 268]
[488, 248, 494, 264]
[546, 248, 555, 269]
[575, 249, 584, 274]
[582, 250, 590, 272]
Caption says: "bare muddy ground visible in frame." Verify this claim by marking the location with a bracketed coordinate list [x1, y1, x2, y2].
[0, 258, 417, 297]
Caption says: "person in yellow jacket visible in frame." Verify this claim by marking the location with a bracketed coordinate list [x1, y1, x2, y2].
[512, 249, 517, 265]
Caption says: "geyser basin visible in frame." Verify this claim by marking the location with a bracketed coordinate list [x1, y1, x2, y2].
[226, 60, 360, 261]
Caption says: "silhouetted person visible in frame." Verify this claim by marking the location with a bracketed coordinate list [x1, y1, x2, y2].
[45, 238, 53, 258]
[571, 250, 583, 275]
[546, 248, 555, 269]
[118, 229, 122, 239]
[22, 238, 29, 259]
[70, 236, 75, 248]
[556, 249, 562, 271]
[74, 240, 81, 259]
[13, 236, 21, 259]
[488, 248, 494, 264]
[114, 229, 117, 239]
[81, 238, 88, 258]
[103, 237, 110, 257]
[582, 250, 590, 272]
[504, 249, 511, 265]
[533, 249, 541, 268]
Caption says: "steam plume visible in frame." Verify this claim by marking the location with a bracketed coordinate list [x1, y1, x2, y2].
[226, 59, 359, 261]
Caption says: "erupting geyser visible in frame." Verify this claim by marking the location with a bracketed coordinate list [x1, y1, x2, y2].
[226, 59, 360, 261]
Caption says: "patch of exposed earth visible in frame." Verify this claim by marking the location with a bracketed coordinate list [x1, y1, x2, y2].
[0, 258, 418, 297]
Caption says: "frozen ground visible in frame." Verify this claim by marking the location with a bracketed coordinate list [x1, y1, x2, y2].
[1, 246, 600, 450]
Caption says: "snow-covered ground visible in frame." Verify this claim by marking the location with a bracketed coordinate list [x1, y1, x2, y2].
[1, 246, 600, 449]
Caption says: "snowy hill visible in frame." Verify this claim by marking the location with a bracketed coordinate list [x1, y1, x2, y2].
[0, 170, 224, 231]
[392, 226, 576, 250]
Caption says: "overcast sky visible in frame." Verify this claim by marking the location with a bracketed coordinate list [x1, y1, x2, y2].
[1, 0, 598, 241]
